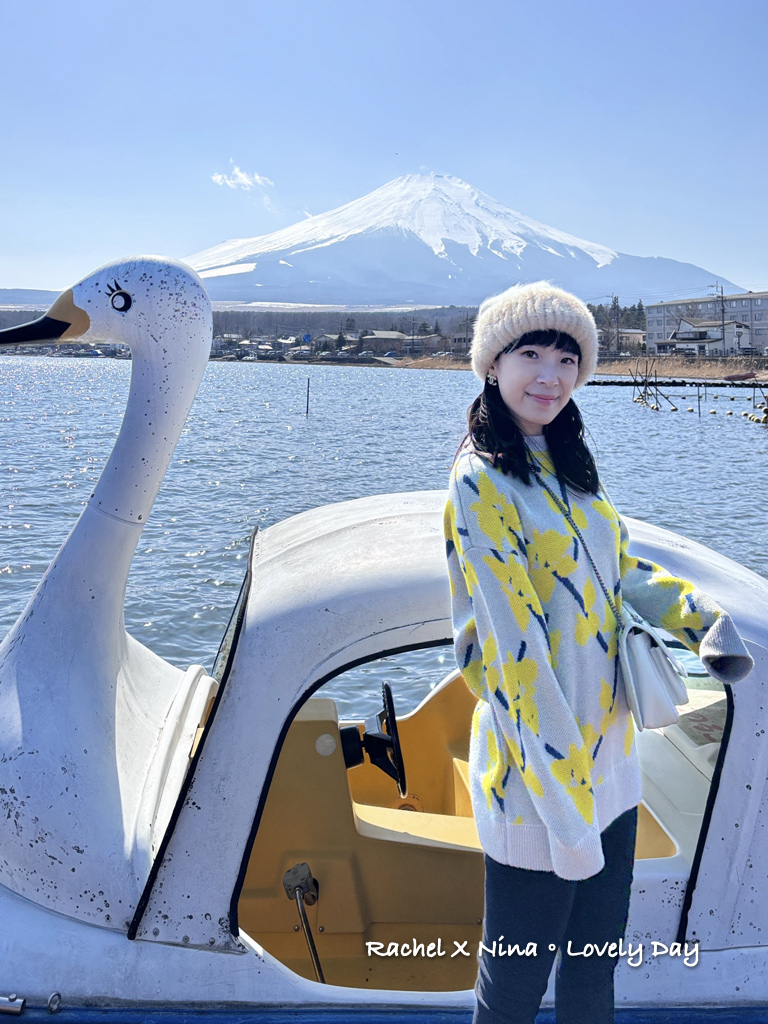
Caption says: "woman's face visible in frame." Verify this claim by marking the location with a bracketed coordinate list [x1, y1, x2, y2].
[490, 342, 580, 435]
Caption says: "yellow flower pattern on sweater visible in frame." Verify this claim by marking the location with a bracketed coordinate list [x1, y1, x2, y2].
[445, 444, 736, 881]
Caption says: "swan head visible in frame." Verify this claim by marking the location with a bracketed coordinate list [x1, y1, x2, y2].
[0, 255, 211, 357]
[0, 256, 212, 526]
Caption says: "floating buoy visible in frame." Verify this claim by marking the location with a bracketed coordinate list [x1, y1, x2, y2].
[670, 406, 678, 412]
[742, 411, 749, 416]
[709, 410, 717, 415]
[726, 411, 733, 416]
[730, 396, 735, 401]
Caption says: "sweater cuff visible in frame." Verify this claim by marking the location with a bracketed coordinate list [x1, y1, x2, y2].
[548, 828, 605, 881]
[699, 614, 754, 683]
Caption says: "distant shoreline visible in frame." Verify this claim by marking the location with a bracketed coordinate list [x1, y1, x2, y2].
[4, 348, 768, 383]
[394, 354, 768, 381]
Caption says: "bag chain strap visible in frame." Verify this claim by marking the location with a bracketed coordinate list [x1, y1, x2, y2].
[529, 463, 623, 625]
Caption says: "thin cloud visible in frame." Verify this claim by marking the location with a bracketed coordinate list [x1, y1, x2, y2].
[212, 162, 274, 191]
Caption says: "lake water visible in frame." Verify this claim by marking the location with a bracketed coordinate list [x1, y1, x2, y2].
[1, 357, 767, 717]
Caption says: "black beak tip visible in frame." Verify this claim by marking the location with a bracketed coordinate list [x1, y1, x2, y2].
[0, 315, 71, 347]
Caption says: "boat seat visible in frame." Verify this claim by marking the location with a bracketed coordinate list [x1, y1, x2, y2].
[354, 801, 481, 850]
[355, 787, 674, 860]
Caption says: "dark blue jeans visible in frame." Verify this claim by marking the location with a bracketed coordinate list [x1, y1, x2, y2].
[474, 806, 638, 1024]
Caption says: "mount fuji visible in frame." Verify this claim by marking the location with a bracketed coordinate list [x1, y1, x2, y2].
[186, 174, 742, 306]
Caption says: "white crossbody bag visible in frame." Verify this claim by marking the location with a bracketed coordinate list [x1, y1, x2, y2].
[532, 470, 688, 731]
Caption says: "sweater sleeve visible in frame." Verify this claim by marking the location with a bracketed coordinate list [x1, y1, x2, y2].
[617, 513, 753, 684]
[447, 471, 606, 880]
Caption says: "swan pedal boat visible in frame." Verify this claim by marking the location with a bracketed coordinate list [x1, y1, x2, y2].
[0, 257, 767, 1022]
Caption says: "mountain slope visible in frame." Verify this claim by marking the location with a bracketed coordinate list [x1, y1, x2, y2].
[185, 173, 742, 304]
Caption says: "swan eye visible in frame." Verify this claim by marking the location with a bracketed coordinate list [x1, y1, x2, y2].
[110, 291, 132, 312]
[106, 279, 132, 313]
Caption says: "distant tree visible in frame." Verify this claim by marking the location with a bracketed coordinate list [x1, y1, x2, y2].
[619, 301, 646, 331]
[678, 303, 701, 323]
[600, 304, 611, 329]
[589, 300, 647, 336]
[344, 316, 356, 333]
[460, 312, 477, 338]
[418, 321, 430, 335]
[601, 298, 620, 351]
[336, 330, 345, 350]
[433, 319, 442, 336]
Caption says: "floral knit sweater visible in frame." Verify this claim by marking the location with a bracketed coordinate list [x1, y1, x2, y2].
[444, 439, 753, 881]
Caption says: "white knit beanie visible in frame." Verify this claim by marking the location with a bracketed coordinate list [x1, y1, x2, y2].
[470, 281, 598, 389]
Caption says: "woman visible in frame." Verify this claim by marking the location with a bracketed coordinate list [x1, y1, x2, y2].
[443, 282, 753, 1024]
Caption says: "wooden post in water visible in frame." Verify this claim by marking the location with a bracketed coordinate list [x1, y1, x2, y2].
[697, 384, 701, 418]
[306, 377, 310, 416]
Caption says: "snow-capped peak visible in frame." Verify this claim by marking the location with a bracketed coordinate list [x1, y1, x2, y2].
[187, 173, 617, 272]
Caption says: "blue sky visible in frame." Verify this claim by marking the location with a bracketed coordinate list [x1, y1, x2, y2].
[2, 0, 766, 293]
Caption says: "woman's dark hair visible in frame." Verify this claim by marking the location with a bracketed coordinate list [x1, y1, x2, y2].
[459, 329, 599, 494]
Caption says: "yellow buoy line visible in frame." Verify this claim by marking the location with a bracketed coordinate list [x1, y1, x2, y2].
[611, 359, 768, 423]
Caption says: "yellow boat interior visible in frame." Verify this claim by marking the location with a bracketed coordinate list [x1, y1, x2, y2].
[238, 666, 726, 991]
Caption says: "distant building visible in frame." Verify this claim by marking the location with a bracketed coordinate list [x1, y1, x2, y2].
[645, 291, 768, 349]
[212, 333, 244, 357]
[451, 331, 472, 356]
[414, 333, 444, 355]
[596, 327, 645, 350]
[360, 330, 408, 354]
[648, 318, 751, 356]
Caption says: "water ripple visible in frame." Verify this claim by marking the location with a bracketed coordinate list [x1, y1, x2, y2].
[1, 358, 766, 714]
